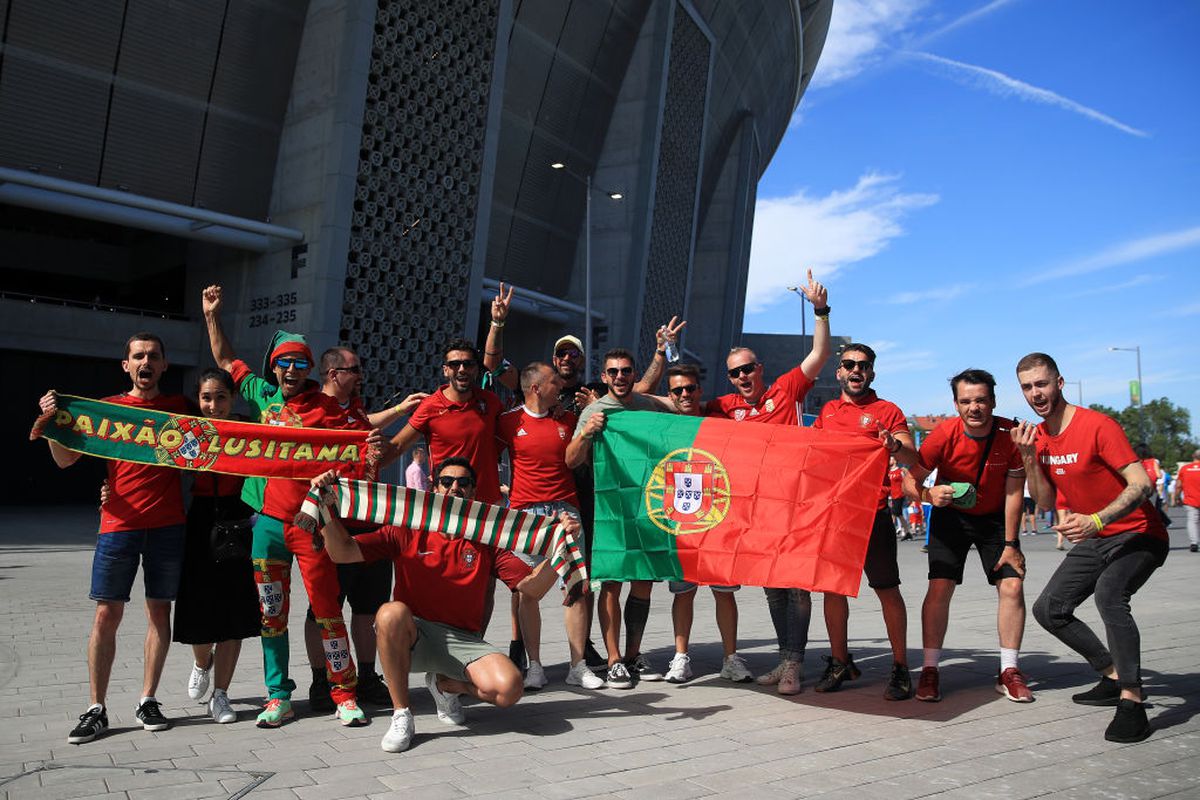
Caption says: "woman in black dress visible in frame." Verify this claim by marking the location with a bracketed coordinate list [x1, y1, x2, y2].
[177, 368, 260, 723]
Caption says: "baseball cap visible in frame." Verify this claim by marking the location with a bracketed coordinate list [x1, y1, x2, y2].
[553, 335, 584, 355]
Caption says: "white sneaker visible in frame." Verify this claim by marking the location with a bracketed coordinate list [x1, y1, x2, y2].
[665, 652, 693, 683]
[565, 660, 604, 689]
[524, 660, 548, 690]
[756, 660, 786, 686]
[777, 659, 803, 695]
[425, 672, 465, 725]
[720, 653, 753, 683]
[187, 659, 211, 701]
[208, 690, 236, 724]
[381, 708, 414, 753]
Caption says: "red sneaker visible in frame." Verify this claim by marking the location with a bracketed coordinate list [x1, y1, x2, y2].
[915, 666, 941, 702]
[996, 667, 1034, 703]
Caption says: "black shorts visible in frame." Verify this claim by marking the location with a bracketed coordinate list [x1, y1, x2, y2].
[864, 508, 901, 589]
[1022, 497, 1035, 514]
[927, 506, 1022, 585]
[306, 558, 392, 620]
[888, 497, 905, 518]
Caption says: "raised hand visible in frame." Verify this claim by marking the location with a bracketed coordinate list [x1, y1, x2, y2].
[202, 285, 223, 316]
[799, 268, 827, 308]
[491, 281, 514, 323]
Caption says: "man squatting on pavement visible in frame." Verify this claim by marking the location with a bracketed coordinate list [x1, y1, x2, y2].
[702, 269, 830, 694]
[309, 457, 564, 753]
[1013, 352, 1168, 743]
[41, 334, 187, 743]
[906, 369, 1033, 703]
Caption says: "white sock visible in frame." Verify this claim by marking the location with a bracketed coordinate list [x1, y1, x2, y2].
[139, 696, 155, 706]
[923, 648, 941, 669]
[1000, 648, 1019, 671]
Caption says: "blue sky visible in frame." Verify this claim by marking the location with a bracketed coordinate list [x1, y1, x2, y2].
[745, 0, 1200, 438]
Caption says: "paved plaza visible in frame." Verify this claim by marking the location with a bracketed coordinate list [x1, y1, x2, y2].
[1, 505, 1196, 800]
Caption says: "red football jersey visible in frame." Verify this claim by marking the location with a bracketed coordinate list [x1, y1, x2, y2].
[495, 406, 579, 509]
[813, 391, 908, 508]
[887, 468, 904, 500]
[918, 416, 1024, 515]
[98, 393, 188, 533]
[409, 386, 503, 504]
[705, 365, 813, 426]
[356, 525, 530, 633]
[1176, 461, 1200, 507]
[1035, 407, 1167, 540]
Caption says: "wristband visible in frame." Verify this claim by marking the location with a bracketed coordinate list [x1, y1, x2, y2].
[655, 350, 666, 357]
[888, 438, 902, 454]
[490, 320, 505, 328]
[1090, 512, 1105, 532]
[1004, 540, 1020, 550]
[813, 305, 831, 317]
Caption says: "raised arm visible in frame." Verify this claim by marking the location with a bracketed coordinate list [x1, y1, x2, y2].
[38, 391, 81, 468]
[201, 285, 236, 371]
[796, 269, 832, 381]
[482, 282, 513, 375]
[634, 316, 686, 394]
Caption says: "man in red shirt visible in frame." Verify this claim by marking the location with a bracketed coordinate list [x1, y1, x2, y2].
[203, 285, 370, 728]
[908, 369, 1032, 703]
[1169, 448, 1200, 552]
[887, 458, 912, 540]
[496, 362, 602, 690]
[704, 269, 830, 695]
[311, 458, 562, 753]
[811, 343, 916, 700]
[39, 333, 187, 743]
[1014, 352, 1167, 743]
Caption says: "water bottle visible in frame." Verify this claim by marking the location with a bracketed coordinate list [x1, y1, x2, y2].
[660, 325, 680, 363]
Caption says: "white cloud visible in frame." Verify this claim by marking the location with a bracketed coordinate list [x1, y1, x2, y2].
[745, 174, 938, 313]
[1063, 274, 1154, 298]
[915, 0, 1021, 45]
[907, 52, 1149, 138]
[886, 284, 972, 305]
[811, 0, 927, 87]
[1022, 225, 1200, 286]
[1163, 301, 1200, 318]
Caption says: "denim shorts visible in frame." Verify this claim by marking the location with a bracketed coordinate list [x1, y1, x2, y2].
[90, 524, 186, 602]
[514, 501, 585, 567]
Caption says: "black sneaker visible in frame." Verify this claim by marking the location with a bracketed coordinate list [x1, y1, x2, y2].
[1105, 699, 1152, 743]
[508, 639, 528, 672]
[584, 639, 607, 669]
[356, 672, 393, 707]
[813, 654, 861, 693]
[605, 661, 634, 689]
[309, 676, 336, 713]
[884, 662, 913, 701]
[1190, 544, 1198, 553]
[1072, 676, 1121, 706]
[68, 704, 108, 744]
[135, 698, 170, 731]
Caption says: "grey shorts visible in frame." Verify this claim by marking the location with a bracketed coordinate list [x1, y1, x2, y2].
[668, 581, 739, 593]
[411, 618, 502, 682]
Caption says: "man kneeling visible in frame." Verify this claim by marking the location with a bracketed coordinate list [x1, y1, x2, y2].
[310, 457, 560, 752]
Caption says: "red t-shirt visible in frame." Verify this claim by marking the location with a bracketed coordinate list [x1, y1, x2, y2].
[1176, 461, 1200, 507]
[887, 468, 904, 500]
[918, 416, 1024, 516]
[1035, 407, 1167, 540]
[98, 393, 188, 533]
[408, 386, 503, 504]
[356, 524, 530, 633]
[1140, 458, 1159, 485]
[813, 391, 908, 508]
[495, 406, 579, 509]
[229, 360, 352, 521]
[705, 365, 814, 426]
[342, 396, 372, 430]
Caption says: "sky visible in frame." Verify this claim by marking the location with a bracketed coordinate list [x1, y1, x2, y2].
[745, 0, 1200, 437]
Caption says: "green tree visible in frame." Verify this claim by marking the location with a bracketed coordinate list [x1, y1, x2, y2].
[1087, 398, 1198, 468]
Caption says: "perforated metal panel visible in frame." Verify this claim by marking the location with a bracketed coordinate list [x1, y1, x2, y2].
[638, 2, 710, 360]
[339, 0, 501, 406]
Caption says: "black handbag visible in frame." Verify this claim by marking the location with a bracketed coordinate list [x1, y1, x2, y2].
[208, 488, 253, 562]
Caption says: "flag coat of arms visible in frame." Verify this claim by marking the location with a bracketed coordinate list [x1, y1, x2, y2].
[592, 411, 888, 596]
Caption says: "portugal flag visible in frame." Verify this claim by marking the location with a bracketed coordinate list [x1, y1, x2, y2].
[592, 411, 888, 596]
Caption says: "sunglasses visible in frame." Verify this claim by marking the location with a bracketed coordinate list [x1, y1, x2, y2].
[555, 348, 582, 359]
[669, 384, 699, 396]
[275, 357, 310, 370]
[605, 366, 633, 378]
[444, 359, 477, 370]
[331, 365, 362, 375]
[436, 474, 475, 488]
[727, 362, 758, 379]
[840, 359, 873, 372]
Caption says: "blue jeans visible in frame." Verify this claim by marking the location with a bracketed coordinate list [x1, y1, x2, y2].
[1033, 532, 1167, 690]
[90, 524, 186, 602]
[764, 587, 811, 662]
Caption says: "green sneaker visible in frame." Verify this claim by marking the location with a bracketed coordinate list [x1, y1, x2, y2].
[336, 699, 367, 727]
[255, 698, 294, 728]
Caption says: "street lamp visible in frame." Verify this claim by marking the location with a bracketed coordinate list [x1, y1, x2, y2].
[784, 285, 808, 344]
[549, 161, 623, 381]
[1108, 345, 1143, 440]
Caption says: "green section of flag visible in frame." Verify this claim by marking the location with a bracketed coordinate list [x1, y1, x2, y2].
[591, 411, 704, 581]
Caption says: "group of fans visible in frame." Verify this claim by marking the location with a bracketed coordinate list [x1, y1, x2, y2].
[37, 272, 1194, 755]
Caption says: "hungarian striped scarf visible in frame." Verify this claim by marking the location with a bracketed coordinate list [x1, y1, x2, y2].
[295, 478, 588, 592]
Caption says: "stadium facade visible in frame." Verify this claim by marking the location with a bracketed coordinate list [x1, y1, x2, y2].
[1, 0, 832, 500]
